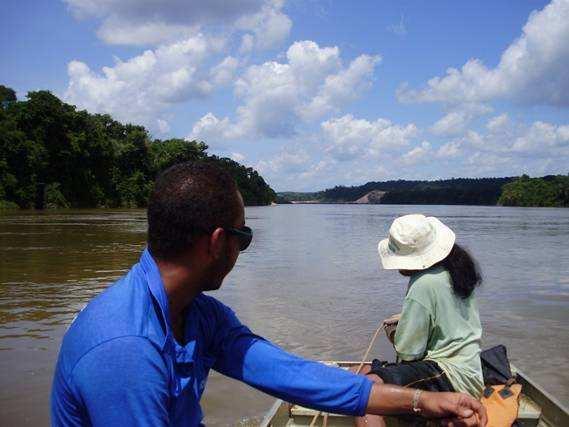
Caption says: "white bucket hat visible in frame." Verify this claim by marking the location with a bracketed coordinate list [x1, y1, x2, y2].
[378, 214, 456, 270]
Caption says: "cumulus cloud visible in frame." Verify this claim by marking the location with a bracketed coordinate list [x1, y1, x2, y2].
[189, 41, 381, 142]
[431, 112, 471, 136]
[430, 103, 492, 136]
[300, 54, 381, 120]
[235, 0, 292, 51]
[401, 141, 431, 165]
[512, 121, 569, 152]
[444, 117, 569, 159]
[436, 140, 462, 158]
[257, 113, 568, 190]
[255, 147, 310, 174]
[398, 0, 569, 107]
[64, 34, 224, 131]
[486, 113, 510, 133]
[210, 56, 240, 86]
[188, 113, 242, 142]
[65, 0, 290, 49]
[321, 114, 419, 160]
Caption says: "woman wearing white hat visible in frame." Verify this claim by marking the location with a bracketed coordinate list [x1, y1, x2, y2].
[355, 214, 484, 427]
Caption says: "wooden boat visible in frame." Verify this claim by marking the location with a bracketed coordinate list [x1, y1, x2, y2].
[260, 361, 569, 427]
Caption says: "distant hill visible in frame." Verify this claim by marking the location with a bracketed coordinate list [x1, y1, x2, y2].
[277, 175, 569, 207]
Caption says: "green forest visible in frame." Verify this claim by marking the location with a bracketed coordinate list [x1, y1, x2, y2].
[499, 175, 569, 207]
[0, 86, 276, 209]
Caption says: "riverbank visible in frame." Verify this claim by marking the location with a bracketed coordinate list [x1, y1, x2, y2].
[278, 174, 569, 207]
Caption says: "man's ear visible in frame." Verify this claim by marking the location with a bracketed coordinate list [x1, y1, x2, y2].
[209, 227, 226, 260]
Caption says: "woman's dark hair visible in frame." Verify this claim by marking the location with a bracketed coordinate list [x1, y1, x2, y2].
[433, 244, 482, 299]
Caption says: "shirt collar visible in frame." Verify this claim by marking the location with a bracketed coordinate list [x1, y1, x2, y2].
[139, 247, 171, 350]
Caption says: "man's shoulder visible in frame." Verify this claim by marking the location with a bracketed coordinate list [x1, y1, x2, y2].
[59, 266, 154, 371]
[193, 293, 234, 320]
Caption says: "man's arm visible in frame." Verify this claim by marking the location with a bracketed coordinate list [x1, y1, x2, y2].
[70, 336, 170, 427]
[211, 302, 485, 425]
[210, 304, 372, 416]
[366, 383, 487, 426]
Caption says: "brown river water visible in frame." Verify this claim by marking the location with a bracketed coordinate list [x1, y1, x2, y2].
[1, 205, 568, 425]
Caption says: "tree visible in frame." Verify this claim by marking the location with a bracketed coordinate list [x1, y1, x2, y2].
[0, 87, 276, 208]
[0, 85, 17, 104]
[499, 175, 569, 207]
[149, 139, 208, 174]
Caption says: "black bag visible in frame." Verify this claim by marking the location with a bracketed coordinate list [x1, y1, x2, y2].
[481, 345, 514, 385]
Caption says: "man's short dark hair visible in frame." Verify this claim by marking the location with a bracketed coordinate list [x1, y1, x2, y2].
[147, 161, 241, 259]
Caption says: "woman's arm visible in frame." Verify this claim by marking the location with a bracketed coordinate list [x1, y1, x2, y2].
[393, 299, 432, 361]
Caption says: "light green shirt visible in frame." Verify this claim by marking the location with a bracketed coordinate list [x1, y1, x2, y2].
[394, 266, 484, 397]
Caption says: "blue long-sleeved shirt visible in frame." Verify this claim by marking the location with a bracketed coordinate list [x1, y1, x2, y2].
[51, 249, 372, 426]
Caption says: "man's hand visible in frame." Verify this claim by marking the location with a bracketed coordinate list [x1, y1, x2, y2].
[419, 391, 487, 427]
[365, 383, 487, 427]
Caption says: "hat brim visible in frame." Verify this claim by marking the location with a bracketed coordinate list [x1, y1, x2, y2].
[378, 217, 456, 270]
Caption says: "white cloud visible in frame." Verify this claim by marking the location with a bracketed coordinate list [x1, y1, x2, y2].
[447, 118, 569, 159]
[157, 119, 170, 134]
[188, 113, 242, 142]
[235, 0, 292, 51]
[65, 0, 289, 49]
[431, 112, 470, 136]
[321, 114, 419, 160]
[257, 114, 569, 190]
[512, 121, 569, 152]
[398, 0, 569, 107]
[387, 15, 407, 37]
[210, 56, 240, 86]
[189, 41, 381, 142]
[300, 54, 381, 120]
[95, 18, 198, 47]
[486, 113, 510, 133]
[430, 103, 493, 136]
[437, 140, 462, 158]
[401, 141, 431, 165]
[255, 148, 310, 174]
[239, 34, 255, 54]
[64, 34, 225, 131]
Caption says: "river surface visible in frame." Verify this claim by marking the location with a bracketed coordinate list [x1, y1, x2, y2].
[1, 205, 568, 425]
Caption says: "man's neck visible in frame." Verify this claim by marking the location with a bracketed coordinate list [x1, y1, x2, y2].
[155, 258, 203, 338]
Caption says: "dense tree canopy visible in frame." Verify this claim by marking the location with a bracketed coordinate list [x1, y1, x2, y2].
[0, 85, 17, 104]
[0, 88, 275, 209]
[499, 175, 569, 207]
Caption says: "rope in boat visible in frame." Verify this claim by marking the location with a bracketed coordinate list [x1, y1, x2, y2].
[308, 322, 386, 427]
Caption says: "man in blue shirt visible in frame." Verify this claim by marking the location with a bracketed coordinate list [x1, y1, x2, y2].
[51, 162, 486, 426]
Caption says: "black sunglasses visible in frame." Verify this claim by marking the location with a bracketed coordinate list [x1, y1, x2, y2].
[223, 226, 253, 251]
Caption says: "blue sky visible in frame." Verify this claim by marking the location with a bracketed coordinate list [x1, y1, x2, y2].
[2, 0, 568, 191]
